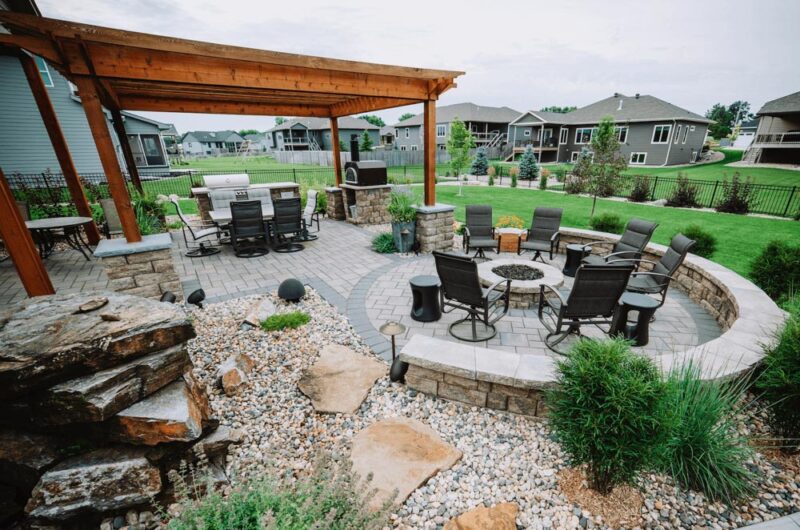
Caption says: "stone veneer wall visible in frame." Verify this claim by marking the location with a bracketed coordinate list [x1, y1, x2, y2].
[325, 187, 345, 220]
[405, 365, 547, 418]
[415, 204, 455, 253]
[342, 185, 391, 225]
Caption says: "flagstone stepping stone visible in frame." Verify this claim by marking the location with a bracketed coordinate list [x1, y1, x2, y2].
[243, 298, 276, 328]
[444, 502, 519, 530]
[298, 344, 386, 414]
[350, 417, 462, 510]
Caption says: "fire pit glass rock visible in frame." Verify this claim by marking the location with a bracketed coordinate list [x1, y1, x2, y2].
[492, 264, 544, 282]
[478, 258, 564, 309]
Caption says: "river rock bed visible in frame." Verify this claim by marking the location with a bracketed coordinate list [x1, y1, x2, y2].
[186, 290, 799, 530]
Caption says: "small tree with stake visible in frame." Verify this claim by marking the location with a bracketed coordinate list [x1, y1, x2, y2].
[518, 145, 540, 180]
[589, 116, 627, 216]
[470, 147, 489, 176]
[359, 130, 374, 152]
[447, 118, 476, 196]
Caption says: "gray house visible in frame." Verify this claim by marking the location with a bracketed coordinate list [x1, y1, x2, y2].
[508, 94, 712, 166]
[267, 117, 379, 151]
[379, 125, 395, 148]
[244, 133, 272, 152]
[181, 130, 246, 156]
[392, 103, 521, 152]
[744, 91, 800, 165]
[0, 51, 172, 177]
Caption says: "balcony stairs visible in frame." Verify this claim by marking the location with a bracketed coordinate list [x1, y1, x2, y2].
[742, 147, 762, 164]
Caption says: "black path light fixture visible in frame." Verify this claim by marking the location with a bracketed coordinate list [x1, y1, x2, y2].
[379, 320, 408, 382]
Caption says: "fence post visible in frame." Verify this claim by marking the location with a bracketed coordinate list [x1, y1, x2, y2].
[784, 186, 797, 217]
[292, 168, 297, 183]
[650, 176, 659, 201]
[403, 166, 407, 179]
[709, 180, 720, 208]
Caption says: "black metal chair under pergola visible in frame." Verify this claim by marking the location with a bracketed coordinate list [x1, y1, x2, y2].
[463, 205, 498, 260]
[518, 207, 562, 262]
[230, 200, 270, 258]
[272, 197, 305, 253]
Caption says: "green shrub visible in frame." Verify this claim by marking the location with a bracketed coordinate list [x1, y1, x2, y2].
[716, 173, 756, 214]
[260, 311, 310, 331]
[750, 240, 800, 302]
[470, 147, 489, 176]
[678, 224, 717, 258]
[386, 190, 416, 223]
[167, 452, 393, 530]
[488, 174, 495, 186]
[548, 339, 669, 494]
[538, 172, 548, 190]
[589, 212, 623, 234]
[371, 232, 396, 254]
[657, 361, 756, 503]
[510, 173, 517, 188]
[628, 175, 651, 202]
[666, 173, 700, 208]
[518, 146, 540, 180]
[755, 298, 800, 452]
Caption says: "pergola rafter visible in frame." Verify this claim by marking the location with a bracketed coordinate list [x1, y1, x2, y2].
[0, 11, 462, 298]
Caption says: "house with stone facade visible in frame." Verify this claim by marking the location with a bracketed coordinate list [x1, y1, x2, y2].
[507, 94, 712, 166]
[266, 117, 379, 151]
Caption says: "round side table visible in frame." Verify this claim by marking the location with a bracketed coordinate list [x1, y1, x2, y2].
[610, 292, 661, 347]
[563, 244, 589, 277]
[409, 275, 441, 322]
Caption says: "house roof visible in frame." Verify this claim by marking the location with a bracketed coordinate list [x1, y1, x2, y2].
[244, 133, 267, 141]
[380, 125, 395, 136]
[551, 94, 712, 125]
[739, 118, 759, 129]
[182, 130, 243, 143]
[392, 102, 521, 127]
[757, 91, 800, 116]
[120, 111, 179, 135]
[510, 110, 572, 126]
[267, 116, 379, 132]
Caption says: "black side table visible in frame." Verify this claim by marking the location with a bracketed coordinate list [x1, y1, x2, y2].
[410, 275, 442, 322]
[610, 292, 661, 347]
[563, 244, 589, 277]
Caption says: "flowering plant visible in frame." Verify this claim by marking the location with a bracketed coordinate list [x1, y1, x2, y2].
[495, 215, 524, 229]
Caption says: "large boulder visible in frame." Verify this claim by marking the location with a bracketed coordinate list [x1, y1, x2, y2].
[298, 344, 386, 414]
[350, 417, 461, 510]
[444, 502, 519, 530]
[216, 353, 255, 395]
[25, 448, 161, 521]
[0, 292, 195, 400]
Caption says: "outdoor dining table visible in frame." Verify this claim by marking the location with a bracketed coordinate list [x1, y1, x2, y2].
[208, 204, 274, 224]
[25, 216, 94, 261]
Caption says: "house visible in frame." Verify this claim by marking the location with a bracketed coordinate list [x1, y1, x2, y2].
[508, 94, 712, 166]
[266, 117, 379, 151]
[181, 130, 246, 156]
[392, 102, 521, 152]
[379, 126, 395, 148]
[732, 118, 759, 150]
[0, 50, 172, 176]
[243, 132, 272, 152]
[745, 91, 800, 165]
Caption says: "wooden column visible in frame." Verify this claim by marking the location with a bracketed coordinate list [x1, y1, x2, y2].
[423, 100, 436, 206]
[330, 117, 342, 186]
[109, 107, 144, 194]
[18, 53, 101, 245]
[0, 168, 54, 297]
[74, 77, 141, 242]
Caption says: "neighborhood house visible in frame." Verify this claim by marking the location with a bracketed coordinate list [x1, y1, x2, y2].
[745, 90, 800, 165]
[267, 117, 379, 151]
[181, 130, 247, 156]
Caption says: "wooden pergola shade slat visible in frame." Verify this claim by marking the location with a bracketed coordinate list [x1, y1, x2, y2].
[0, 12, 461, 297]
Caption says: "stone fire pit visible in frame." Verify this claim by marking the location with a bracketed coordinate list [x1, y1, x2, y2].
[478, 258, 564, 309]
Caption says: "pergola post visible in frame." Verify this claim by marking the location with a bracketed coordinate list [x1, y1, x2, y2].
[0, 168, 54, 297]
[109, 107, 144, 194]
[423, 99, 436, 206]
[18, 52, 101, 245]
[330, 117, 342, 186]
[74, 76, 141, 243]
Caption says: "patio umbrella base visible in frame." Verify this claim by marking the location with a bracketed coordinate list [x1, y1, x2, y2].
[449, 317, 497, 342]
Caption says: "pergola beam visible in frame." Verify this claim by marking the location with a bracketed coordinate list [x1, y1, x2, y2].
[423, 100, 436, 206]
[329, 96, 421, 118]
[109, 107, 144, 194]
[330, 118, 342, 186]
[119, 95, 332, 117]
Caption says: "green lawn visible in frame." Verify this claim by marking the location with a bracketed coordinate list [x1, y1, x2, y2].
[178, 155, 312, 171]
[426, 185, 800, 278]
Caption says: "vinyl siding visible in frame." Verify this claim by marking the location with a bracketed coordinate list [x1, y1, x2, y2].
[394, 125, 423, 150]
[323, 129, 379, 150]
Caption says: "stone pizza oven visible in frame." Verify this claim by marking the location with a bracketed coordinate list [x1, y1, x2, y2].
[0, 292, 240, 527]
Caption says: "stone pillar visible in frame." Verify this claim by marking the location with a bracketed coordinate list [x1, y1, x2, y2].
[415, 204, 455, 253]
[94, 233, 183, 301]
[194, 191, 212, 223]
[341, 184, 392, 225]
[325, 187, 345, 220]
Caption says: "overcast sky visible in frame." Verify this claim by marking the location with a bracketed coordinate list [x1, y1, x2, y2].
[39, 0, 800, 133]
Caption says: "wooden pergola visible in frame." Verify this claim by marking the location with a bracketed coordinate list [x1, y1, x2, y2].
[0, 12, 462, 297]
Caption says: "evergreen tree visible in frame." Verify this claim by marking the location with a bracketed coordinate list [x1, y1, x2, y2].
[518, 146, 540, 180]
[359, 130, 374, 151]
[470, 147, 489, 176]
[588, 116, 627, 216]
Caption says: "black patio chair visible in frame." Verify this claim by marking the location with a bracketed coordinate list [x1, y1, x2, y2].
[463, 205, 498, 260]
[538, 265, 633, 353]
[623, 233, 696, 310]
[272, 197, 305, 253]
[433, 251, 511, 342]
[518, 207, 562, 262]
[582, 218, 658, 269]
[170, 196, 221, 257]
[230, 200, 269, 258]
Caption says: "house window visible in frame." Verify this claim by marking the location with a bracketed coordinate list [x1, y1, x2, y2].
[559, 128, 568, 145]
[616, 126, 628, 143]
[523, 129, 531, 137]
[683, 126, 690, 143]
[575, 127, 594, 144]
[127, 134, 166, 167]
[410, 145, 419, 151]
[438, 144, 447, 151]
[400, 145, 407, 151]
[652, 124, 671, 144]
[630, 152, 647, 165]
[405, 128, 410, 139]
[570, 151, 580, 162]
[674, 125, 682, 144]
[34, 56, 54, 87]
[436, 124, 446, 137]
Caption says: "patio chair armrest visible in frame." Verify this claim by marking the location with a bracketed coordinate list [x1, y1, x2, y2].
[630, 271, 673, 284]
[485, 278, 511, 296]
[579, 240, 606, 254]
[607, 257, 659, 267]
[550, 231, 561, 242]
[539, 283, 566, 303]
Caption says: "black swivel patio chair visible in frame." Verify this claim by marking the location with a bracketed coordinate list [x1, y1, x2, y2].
[170, 196, 222, 257]
[582, 218, 658, 269]
[433, 251, 511, 342]
[230, 200, 270, 258]
[623, 233, 696, 310]
[538, 265, 633, 354]
[463, 205, 498, 260]
[272, 197, 305, 253]
[518, 207, 562, 262]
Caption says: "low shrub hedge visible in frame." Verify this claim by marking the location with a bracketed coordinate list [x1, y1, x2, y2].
[749, 240, 800, 303]
[589, 212, 624, 234]
[371, 232, 397, 254]
[260, 311, 310, 331]
[677, 224, 717, 258]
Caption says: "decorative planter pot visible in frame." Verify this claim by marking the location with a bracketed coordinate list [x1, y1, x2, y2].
[392, 221, 416, 253]
[494, 227, 527, 253]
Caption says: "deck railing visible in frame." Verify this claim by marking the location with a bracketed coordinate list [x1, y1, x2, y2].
[754, 132, 800, 145]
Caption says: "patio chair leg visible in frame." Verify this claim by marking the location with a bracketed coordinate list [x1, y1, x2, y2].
[448, 313, 497, 342]
[185, 241, 221, 258]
